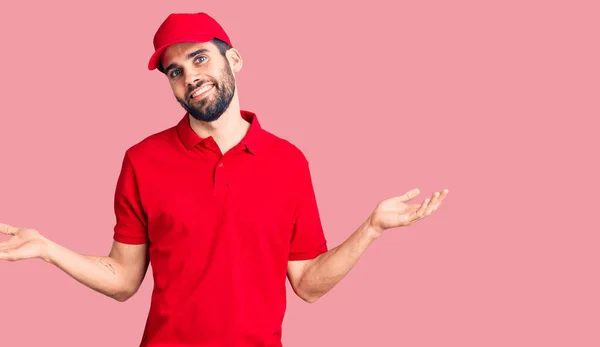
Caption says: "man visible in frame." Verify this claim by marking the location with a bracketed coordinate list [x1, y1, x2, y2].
[0, 12, 448, 347]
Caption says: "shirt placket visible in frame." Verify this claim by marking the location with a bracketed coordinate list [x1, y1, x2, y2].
[201, 139, 229, 199]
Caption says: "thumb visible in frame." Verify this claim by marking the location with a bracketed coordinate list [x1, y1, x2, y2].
[397, 188, 420, 202]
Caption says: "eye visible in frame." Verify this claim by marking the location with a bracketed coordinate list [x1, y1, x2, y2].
[169, 69, 181, 78]
[194, 56, 207, 64]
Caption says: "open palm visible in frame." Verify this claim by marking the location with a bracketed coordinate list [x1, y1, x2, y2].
[0, 224, 46, 261]
[369, 188, 448, 232]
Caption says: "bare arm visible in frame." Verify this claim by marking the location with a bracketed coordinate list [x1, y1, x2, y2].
[46, 239, 149, 302]
[287, 219, 378, 303]
[287, 188, 448, 303]
[0, 224, 149, 302]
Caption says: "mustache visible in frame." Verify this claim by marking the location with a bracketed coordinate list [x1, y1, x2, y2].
[187, 81, 216, 96]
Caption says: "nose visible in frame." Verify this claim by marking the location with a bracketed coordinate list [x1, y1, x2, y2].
[184, 69, 201, 88]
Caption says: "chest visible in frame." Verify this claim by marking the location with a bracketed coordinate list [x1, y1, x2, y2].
[138, 151, 297, 251]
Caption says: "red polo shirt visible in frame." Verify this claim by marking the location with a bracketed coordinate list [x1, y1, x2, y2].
[112, 110, 328, 347]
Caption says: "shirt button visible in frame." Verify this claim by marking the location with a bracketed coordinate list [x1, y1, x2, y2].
[218, 162, 223, 167]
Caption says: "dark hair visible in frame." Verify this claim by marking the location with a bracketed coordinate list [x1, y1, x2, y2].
[158, 38, 232, 73]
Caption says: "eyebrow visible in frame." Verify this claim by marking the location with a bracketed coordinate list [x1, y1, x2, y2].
[164, 49, 210, 74]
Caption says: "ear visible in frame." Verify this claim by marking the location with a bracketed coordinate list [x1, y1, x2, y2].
[226, 48, 243, 73]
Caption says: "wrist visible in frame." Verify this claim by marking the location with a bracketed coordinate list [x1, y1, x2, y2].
[363, 218, 383, 240]
[38, 235, 56, 264]
[366, 215, 384, 237]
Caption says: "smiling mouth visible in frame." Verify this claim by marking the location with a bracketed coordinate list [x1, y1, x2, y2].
[189, 84, 214, 100]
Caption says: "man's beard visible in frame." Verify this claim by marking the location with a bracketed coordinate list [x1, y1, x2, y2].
[177, 66, 236, 122]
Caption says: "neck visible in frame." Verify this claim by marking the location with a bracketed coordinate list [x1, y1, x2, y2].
[188, 93, 249, 154]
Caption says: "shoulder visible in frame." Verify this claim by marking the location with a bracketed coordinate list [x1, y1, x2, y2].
[122, 125, 178, 164]
[260, 129, 309, 166]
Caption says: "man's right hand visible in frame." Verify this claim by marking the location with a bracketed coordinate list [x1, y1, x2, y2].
[0, 223, 49, 262]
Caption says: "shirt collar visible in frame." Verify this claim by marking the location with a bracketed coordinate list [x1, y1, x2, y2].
[176, 110, 262, 154]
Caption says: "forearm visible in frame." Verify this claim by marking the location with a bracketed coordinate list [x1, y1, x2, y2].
[41, 237, 133, 302]
[297, 219, 381, 302]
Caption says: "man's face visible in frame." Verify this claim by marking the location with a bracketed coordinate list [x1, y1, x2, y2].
[161, 41, 236, 122]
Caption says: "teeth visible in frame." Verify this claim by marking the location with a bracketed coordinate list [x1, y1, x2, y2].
[192, 84, 213, 98]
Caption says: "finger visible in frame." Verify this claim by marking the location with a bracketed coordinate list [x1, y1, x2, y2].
[0, 238, 17, 250]
[397, 188, 420, 203]
[0, 242, 18, 256]
[414, 198, 430, 221]
[0, 250, 17, 262]
[437, 189, 449, 203]
[399, 204, 420, 224]
[425, 192, 441, 215]
[0, 223, 19, 235]
[430, 189, 449, 211]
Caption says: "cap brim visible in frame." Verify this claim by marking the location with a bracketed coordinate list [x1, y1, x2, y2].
[148, 34, 215, 71]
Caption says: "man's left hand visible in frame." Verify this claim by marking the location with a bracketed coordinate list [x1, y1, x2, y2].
[368, 188, 449, 234]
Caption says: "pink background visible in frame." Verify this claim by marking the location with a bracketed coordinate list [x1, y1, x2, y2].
[1, 0, 598, 346]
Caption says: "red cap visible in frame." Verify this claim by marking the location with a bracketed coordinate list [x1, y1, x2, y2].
[148, 12, 233, 71]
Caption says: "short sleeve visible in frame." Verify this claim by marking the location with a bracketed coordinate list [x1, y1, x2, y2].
[289, 158, 328, 260]
[113, 152, 148, 244]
